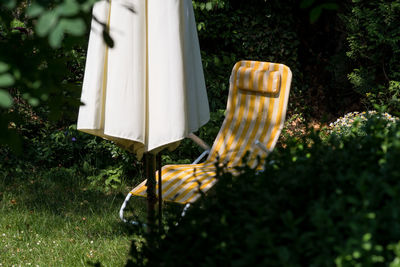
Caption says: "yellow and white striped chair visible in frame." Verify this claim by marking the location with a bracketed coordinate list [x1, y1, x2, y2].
[120, 60, 292, 222]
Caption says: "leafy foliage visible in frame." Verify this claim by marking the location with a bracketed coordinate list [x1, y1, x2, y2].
[300, 0, 339, 23]
[0, 119, 142, 191]
[195, 0, 300, 103]
[328, 110, 399, 138]
[344, 0, 400, 114]
[128, 115, 400, 266]
[0, 0, 101, 151]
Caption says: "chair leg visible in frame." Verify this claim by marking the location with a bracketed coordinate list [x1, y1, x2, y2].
[120, 193, 191, 225]
[119, 192, 142, 226]
[174, 203, 191, 226]
[181, 203, 191, 217]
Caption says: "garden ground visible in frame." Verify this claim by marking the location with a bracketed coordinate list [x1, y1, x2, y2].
[0, 167, 146, 266]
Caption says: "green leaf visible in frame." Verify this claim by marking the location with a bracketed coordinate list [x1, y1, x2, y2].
[0, 73, 15, 87]
[28, 97, 40, 107]
[40, 93, 49, 101]
[310, 6, 322, 23]
[36, 11, 59, 37]
[2, 0, 16, 9]
[363, 233, 372, 242]
[11, 19, 25, 28]
[48, 22, 65, 48]
[206, 2, 213, 11]
[300, 0, 315, 9]
[0, 89, 13, 108]
[197, 22, 205, 31]
[55, 0, 80, 17]
[26, 3, 45, 18]
[81, 0, 98, 12]
[13, 69, 21, 80]
[0, 62, 10, 73]
[320, 3, 339, 10]
[60, 18, 86, 36]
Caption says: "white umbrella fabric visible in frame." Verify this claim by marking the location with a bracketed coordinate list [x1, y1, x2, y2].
[77, 0, 210, 229]
[77, 0, 210, 159]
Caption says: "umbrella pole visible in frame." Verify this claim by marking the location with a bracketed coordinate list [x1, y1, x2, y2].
[145, 153, 156, 234]
[157, 153, 162, 232]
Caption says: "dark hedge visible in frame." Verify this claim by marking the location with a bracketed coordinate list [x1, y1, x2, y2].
[128, 116, 400, 266]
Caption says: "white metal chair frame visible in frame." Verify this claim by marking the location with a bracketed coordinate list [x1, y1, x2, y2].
[119, 133, 210, 225]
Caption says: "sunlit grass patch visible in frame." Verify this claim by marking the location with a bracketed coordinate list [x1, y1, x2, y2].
[0, 167, 146, 266]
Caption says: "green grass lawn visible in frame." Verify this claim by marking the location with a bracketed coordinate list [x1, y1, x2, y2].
[0, 167, 147, 266]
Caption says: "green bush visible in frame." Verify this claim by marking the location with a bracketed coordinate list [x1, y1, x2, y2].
[344, 0, 400, 114]
[128, 114, 400, 266]
[0, 121, 142, 189]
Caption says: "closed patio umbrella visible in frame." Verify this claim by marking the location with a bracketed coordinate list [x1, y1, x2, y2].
[77, 0, 210, 229]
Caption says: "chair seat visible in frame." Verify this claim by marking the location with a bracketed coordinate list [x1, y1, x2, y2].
[130, 161, 245, 204]
[130, 162, 216, 204]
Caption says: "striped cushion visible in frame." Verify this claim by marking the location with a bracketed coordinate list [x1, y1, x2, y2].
[236, 67, 281, 94]
[130, 60, 292, 204]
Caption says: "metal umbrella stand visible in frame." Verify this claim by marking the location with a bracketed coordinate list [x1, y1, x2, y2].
[144, 153, 162, 233]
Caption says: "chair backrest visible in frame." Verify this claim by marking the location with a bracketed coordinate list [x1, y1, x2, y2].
[206, 60, 292, 168]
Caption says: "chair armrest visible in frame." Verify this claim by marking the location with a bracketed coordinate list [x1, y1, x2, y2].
[188, 133, 211, 164]
[188, 133, 211, 151]
[254, 140, 275, 174]
[192, 149, 210, 164]
[255, 140, 272, 154]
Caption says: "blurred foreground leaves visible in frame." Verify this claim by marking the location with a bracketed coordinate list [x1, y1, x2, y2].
[0, 0, 106, 152]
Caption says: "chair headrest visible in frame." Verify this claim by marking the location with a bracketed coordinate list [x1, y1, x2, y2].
[236, 66, 281, 94]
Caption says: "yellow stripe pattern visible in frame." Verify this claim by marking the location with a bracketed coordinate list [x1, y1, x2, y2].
[130, 61, 292, 204]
